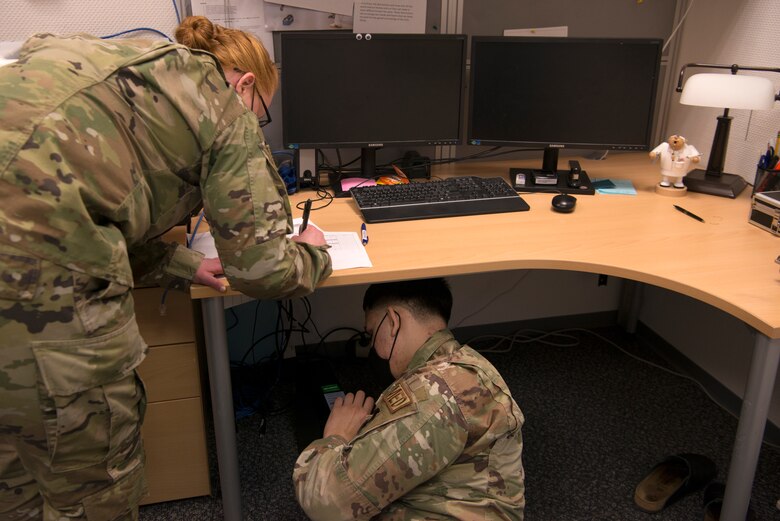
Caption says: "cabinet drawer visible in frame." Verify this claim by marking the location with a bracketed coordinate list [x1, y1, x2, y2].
[140, 398, 210, 505]
[137, 342, 201, 402]
[134, 287, 195, 346]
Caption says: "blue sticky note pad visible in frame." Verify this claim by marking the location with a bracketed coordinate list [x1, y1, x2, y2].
[592, 179, 616, 189]
[592, 178, 637, 195]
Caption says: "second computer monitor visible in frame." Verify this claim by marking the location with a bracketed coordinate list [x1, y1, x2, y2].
[468, 36, 663, 178]
[281, 32, 466, 180]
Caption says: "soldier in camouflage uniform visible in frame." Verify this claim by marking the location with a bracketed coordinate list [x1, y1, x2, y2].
[294, 278, 525, 520]
[0, 16, 331, 520]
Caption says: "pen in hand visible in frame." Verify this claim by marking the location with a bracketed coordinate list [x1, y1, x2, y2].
[673, 204, 705, 223]
[299, 199, 312, 234]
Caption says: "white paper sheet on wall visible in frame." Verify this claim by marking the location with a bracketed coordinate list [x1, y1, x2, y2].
[265, 0, 354, 16]
[353, 0, 426, 34]
[191, 0, 275, 61]
[264, 3, 353, 31]
[504, 26, 569, 37]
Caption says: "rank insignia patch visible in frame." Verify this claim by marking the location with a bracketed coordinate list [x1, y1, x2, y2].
[384, 383, 412, 413]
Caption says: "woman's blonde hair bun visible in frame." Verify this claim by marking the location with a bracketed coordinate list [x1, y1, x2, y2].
[175, 15, 278, 97]
[175, 15, 220, 53]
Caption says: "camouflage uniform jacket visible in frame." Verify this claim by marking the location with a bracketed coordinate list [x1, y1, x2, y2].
[294, 329, 525, 520]
[0, 34, 331, 297]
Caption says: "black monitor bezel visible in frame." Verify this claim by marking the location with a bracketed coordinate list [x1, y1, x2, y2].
[466, 36, 663, 151]
[281, 32, 468, 150]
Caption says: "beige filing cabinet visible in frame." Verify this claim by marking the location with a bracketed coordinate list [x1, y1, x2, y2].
[135, 285, 211, 505]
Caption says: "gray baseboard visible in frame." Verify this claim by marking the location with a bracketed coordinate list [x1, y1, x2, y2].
[450, 310, 619, 343]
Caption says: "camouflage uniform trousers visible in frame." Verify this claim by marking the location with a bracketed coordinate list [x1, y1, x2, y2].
[0, 244, 148, 520]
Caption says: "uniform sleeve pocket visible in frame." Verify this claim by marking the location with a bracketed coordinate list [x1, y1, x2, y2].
[0, 252, 41, 301]
[31, 318, 147, 472]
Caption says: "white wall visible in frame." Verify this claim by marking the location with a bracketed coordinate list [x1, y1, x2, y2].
[650, 0, 780, 426]
[298, 270, 623, 343]
[665, 0, 780, 183]
[1, 0, 179, 42]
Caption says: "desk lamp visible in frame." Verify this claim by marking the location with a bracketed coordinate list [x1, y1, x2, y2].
[676, 63, 780, 198]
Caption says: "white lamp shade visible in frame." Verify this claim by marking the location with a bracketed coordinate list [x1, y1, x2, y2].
[680, 73, 776, 110]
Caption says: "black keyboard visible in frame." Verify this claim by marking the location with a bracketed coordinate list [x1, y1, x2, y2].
[350, 176, 530, 223]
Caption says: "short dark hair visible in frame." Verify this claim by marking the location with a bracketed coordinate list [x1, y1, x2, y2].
[363, 278, 453, 323]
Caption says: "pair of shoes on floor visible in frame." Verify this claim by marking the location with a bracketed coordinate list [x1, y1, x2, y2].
[702, 482, 756, 521]
[634, 453, 716, 513]
[634, 454, 757, 520]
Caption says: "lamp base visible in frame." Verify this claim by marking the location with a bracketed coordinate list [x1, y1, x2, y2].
[683, 169, 747, 198]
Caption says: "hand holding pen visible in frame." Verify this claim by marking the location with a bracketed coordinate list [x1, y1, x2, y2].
[292, 199, 327, 247]
[299, 198, 312, 234]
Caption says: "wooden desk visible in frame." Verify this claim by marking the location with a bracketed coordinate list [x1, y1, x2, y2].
[192, 153, 779, 521]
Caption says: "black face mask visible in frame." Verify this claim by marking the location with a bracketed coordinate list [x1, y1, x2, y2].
[366, 311, 399, 391]
[367, 346, 396, 391]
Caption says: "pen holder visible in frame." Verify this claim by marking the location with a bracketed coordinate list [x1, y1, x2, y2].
[753, 166, 780, 196]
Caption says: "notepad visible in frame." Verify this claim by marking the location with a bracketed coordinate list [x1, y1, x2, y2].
[188, 219, 373, 271]
[591, 178, 637, 195]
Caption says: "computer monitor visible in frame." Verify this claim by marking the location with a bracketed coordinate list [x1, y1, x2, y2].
[468, 36, 663, 193]
[281, 32, 466, 185]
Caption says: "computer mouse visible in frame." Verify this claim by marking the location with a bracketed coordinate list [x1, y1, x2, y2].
[551, 194, 577, 213]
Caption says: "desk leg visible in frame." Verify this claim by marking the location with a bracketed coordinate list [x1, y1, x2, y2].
[617, 280, 643, 333]
[721, 333, 779, 521]
[202, 297, 243, 521]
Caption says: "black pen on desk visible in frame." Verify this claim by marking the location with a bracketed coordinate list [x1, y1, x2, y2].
[299, 198, 312, 234]
[361, 223, 369, 245]
[673, 204, 705, 223]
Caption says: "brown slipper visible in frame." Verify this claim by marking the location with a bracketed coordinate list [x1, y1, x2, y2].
[634, 454, 716, 513]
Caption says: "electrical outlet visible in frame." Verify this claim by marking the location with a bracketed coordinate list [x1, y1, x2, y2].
[355, 336, 372, 358]
[346, 333, 372, 358]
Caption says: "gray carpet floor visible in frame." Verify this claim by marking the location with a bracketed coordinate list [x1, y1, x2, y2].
[139, 326, 780, 520]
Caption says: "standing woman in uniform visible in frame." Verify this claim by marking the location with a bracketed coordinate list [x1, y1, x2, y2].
[0, 15, 330, 520]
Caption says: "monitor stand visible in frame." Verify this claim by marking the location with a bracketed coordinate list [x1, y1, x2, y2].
[508, 148, 595, 195]
[329, 147, 381, 198]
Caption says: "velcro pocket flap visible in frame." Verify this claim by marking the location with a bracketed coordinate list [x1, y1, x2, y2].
[31, 318, 147, 396]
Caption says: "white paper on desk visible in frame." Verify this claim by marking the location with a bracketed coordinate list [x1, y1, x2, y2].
[191, 0, 274, 60]
[265, 0, 354, 16]
[353, 0, 426, 34]
[188, 232, 219, 258]
[187, 221, 373, 271]
[323, 231, 373, 270]
[291, 218, 372, 270]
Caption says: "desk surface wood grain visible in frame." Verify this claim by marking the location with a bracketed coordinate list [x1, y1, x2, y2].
[190, 153, 780, 338]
